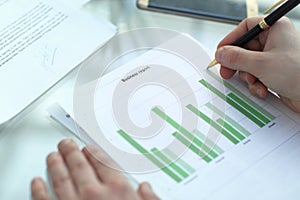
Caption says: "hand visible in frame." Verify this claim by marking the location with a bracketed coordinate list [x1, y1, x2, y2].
[215, 17, 300, 113]
[31, 139, 160, 200]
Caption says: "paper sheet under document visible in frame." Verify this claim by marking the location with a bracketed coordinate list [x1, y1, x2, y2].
[0, 0, 116, 125]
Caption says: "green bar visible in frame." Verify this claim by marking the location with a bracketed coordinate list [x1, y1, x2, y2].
[194, 130, 224, 154]
[117, 130, 182, 183]
[151, 107, 181, 130]
[164, 148, 196, 174]
[206, 103, 251, 137]
[199, 79, 226, 99]
[228, 93, 270, 124]
[186, 104, 239, 144]
[216, 118, 245, 141]
[152, 107, 219, 159]
[117, 130, 148, 153]
[151, 148, 189, 178]
[173, 132, 212, 163]
[206, 70, 275, 120]
[199, 79, 264, 127]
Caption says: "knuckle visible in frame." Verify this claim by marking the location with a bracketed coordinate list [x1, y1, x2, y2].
[73, 160, 88, 171]
[69, 158, 90, 174]
[52, 174, 71, 191]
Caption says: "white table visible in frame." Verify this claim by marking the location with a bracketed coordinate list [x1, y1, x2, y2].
[1, 0, 300, 199]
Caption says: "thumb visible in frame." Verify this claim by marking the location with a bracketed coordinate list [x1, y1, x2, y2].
[215, 45, 265, 77]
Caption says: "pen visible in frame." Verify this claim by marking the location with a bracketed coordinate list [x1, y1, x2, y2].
[207, 0, 300, 69]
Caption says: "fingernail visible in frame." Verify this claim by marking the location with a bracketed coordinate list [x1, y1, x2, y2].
[216, 47, 224, 63]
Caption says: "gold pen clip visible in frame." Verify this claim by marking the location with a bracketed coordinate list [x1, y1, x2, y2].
[264, 0, 287, 14]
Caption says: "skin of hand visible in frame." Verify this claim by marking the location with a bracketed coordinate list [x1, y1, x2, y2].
[31, 139, 160, 200]
[215, 16, 300, 113]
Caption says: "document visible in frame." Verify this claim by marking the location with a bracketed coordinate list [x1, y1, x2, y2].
[0, 0, 116, 125]
[50, 34, 300, 200]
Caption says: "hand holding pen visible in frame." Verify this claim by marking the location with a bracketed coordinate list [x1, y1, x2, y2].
[209, 0, 300, 113]
[208, 0, 300, 68]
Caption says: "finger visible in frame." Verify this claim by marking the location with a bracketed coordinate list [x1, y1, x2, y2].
[82, 146, 128, 184]
[248, 81, 268, 99]
[239, 71, 257, 85]
[217, 17, 263, 48]
[58, 139, 101, 192]
[138, 182, 160, 200]
[83, 146, 138, 199]
[31, 177, 52, 200]
[246, 38, 264, 51]
[215, 45, 270, 78]
[47, 152, 78, 200]
[220, 66, 236, 79]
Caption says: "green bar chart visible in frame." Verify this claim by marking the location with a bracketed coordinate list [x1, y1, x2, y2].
[172, 132, 212, 163]
[113, 72, 277, 185]
[199, 79, 273, 127]
[186, 104, 240, 144]
[205, 102, 251, 137]
[193, 130, 224, 154]
[216, 118, 246, 141]
[152, 107, 221, 161]
[163, 148, 196, 174]
[117, 130, 196, 183]
[206, 70, 275, 121]
[151, 148, 189, 178]
[228, 93, 270, 124]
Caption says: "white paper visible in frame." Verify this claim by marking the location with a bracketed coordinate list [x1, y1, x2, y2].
[61, 0, 91, 10]
[0, 0, 116, 125]
[50, 34, 300, 199]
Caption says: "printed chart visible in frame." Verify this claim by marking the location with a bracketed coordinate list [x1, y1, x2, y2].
[75, 44, 300, 199]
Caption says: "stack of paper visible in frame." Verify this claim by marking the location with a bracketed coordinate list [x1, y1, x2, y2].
[0, 0, 116, 127]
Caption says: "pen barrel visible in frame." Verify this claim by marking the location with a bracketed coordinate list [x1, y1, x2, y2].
[265, 0, 300, 26]
[232, 24, 262, 47]
[232, 0, 300, 47]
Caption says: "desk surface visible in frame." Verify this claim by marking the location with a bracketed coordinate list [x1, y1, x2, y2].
[1, 0, 300, 199]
